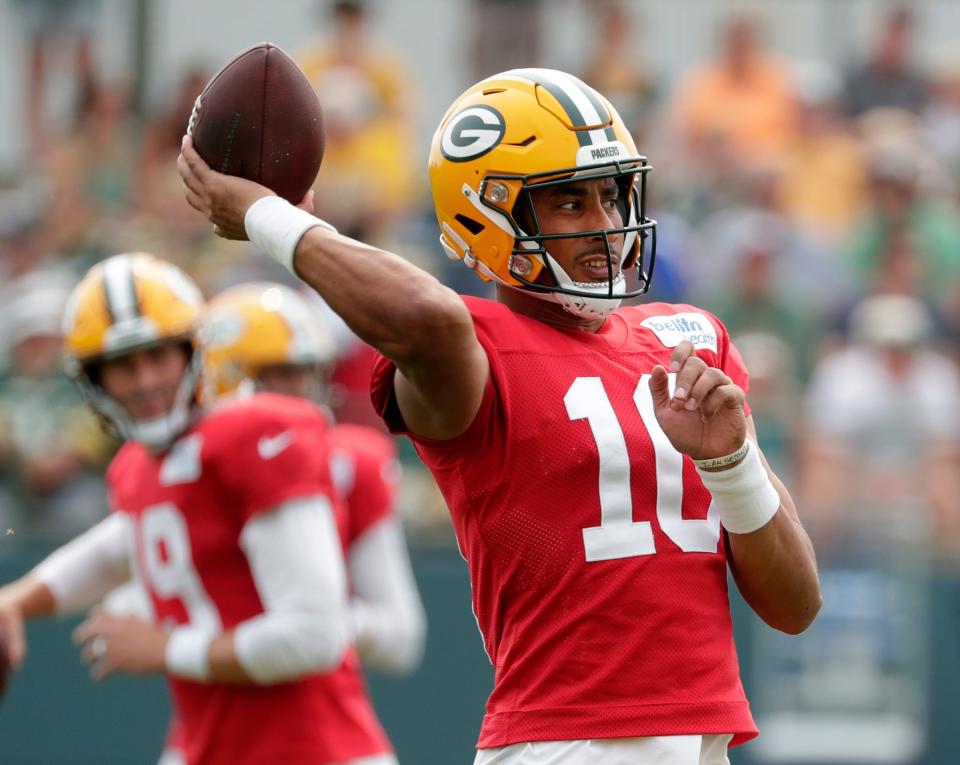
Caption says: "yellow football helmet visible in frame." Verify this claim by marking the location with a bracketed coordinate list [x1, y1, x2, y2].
[429, 68, 657, 318]
[62, 252, 205, 449]
[202, 282, 335, 400]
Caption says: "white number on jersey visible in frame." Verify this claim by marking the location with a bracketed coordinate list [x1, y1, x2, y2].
[564, 374, 720, 563]
[139, 502, 222, 633]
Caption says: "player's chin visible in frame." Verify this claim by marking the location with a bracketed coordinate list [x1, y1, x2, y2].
[127, 403, 173, 421]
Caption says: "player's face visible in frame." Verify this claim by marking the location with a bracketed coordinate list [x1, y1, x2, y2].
[257, 363, 318, 400]
[99, 343, 190, 421]
[527, 176, 624, 285]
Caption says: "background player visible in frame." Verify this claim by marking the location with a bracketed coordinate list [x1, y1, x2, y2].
[179, 69, 821, 764]
[0, 253, 394, 765]
[203, 281, 426, 675]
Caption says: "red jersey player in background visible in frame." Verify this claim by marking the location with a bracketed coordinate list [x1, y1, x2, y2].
[202, 281, 426, 675]
[179, 68, 822, 765]
[0, 253, 394, 765]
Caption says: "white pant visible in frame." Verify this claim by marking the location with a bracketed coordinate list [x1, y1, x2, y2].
[474, 734, 733, 765]
[157, 747, 399, 765]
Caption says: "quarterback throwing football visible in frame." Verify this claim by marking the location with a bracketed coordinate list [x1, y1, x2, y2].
[179, 69, 822, 765]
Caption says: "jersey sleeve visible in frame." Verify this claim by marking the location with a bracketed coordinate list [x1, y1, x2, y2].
[369, 346, 504, 468]
[209, 406, 334, 525]
[342, 432, 402, 546]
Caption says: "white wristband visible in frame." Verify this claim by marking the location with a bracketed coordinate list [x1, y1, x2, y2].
[165, 626, 214, 681]
[244, 195, 336, 275]
[695, 439, 780, 534]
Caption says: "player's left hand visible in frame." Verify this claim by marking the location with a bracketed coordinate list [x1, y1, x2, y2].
[73, 609, 169, 681]
[648, 343, 746, 462]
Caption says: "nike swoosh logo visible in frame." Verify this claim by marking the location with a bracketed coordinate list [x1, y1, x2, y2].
[257, 431, 294, 460]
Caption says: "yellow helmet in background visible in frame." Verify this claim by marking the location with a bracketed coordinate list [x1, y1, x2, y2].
[428, 68, 657, 319]
[202, 282, 335, 399]
[62, 252, 205, 449]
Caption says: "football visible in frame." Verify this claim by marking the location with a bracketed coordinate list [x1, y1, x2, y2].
[187, 42, 324, 203]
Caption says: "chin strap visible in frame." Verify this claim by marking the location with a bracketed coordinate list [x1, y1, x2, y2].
[539, 252, 625, 318]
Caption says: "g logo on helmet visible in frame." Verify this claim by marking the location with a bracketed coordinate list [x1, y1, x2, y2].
[441, 105, 505, 162]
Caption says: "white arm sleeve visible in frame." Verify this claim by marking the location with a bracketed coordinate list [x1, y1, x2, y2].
[233, 495, 350, 684]
[349, 516, 426, 674]
[32, 514, 132, 615]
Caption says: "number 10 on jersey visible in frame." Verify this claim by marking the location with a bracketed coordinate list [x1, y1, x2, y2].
[564, 374, 720, 563]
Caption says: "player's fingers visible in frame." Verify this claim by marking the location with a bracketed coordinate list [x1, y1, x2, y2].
[699, 383, 745, 418]
[79, 638, 99, 664]
[183, 187, 208, 215]
[72, 617, 101, 646]
[179, 135, 213, 181]
[671, 355, 708, 409]
[219, 223, 249, 241]
[90, 653, 115, 682]
[669, 341, 696, 373]
[2, 614, 26, 669]
[177, 153, 208, 199]
[648, 365, 672, 410]
[297, 189, 315, 213]
[684, 368, 732, 412]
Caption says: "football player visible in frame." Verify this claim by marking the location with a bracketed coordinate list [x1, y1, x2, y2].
[0, 253, 394, 765]
[179, 69, 822, 765]
[203, 281, 426, 675]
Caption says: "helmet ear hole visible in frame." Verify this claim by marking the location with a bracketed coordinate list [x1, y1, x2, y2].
[455, 214, 485, 235]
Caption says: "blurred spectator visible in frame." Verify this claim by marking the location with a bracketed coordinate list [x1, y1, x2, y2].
[665, 12, 797, 178]
[0, 182, 49, 284]
[68, 77, 139, 212]
[698, 230, 821, 382]
[139, 67, 213, 230]
[799, 294, 960, 559]
[26, 77, 142, 271]
[921, 53, 960, 188]
[692, 164, 848, 377]
[731, 331, 799, 479]
[580, 0, 658, 146]
[297, 0, 421, 243]
[778, 61, 868, 246]
[843, 123, 960, 308]
[13, 0, 100, 158]
[843, 5, 928, 118]
[470, 0, 542, 79]
[0, 271, 113, 538]
[632, 206, 698, 305]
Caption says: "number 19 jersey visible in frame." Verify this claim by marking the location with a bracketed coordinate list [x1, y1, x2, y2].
[107, 394, 391, 765]
[371, 297, 758, 749]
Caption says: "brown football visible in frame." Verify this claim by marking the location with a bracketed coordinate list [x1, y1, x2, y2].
[188, 42, 324, 203]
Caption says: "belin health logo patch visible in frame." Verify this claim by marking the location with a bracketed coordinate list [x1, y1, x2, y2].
[641, 313, 718, 352]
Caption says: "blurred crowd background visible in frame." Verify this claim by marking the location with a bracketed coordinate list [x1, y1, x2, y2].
[0, 0, 958, 762]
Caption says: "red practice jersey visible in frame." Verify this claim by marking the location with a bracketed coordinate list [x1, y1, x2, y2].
[107, 393, 391, 765]
[329, 423, 400, 550]
[372, 297, 758, 748]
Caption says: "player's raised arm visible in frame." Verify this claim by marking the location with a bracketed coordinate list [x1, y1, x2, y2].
[178, 137, 487, 440]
